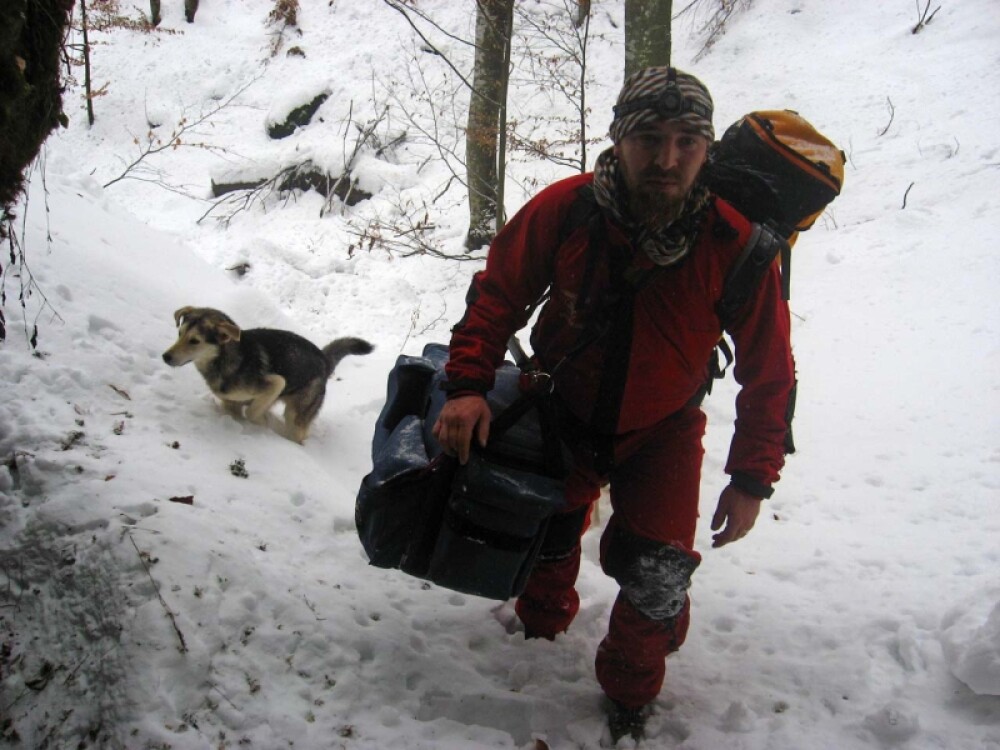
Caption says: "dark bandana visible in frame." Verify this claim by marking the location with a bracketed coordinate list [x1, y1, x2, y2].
[592, 147, 712, 267]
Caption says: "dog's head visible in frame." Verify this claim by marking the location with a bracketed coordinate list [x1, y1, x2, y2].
[162, 306, 241, 367]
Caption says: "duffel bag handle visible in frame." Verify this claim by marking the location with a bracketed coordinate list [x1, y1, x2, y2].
[485, 348, 565, 479]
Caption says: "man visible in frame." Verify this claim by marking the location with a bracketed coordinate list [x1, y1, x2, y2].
[433, 67, 795, 742]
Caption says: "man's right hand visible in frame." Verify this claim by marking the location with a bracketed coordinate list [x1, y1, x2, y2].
[431, 394, 492, 465]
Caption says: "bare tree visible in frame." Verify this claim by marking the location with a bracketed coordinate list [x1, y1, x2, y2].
[147, 0, 199, 26]
[625, 0, 673, 79]
[375, 0, 595, 256]
[65, 0, 159, 126]
[509, 0, 597, 175]
[465, 0, 514, 249]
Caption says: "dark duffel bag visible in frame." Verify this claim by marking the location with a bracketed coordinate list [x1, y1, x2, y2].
[355, 343, 566, 600]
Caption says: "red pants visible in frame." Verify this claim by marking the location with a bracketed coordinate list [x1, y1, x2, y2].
[515, 406, 706, 708]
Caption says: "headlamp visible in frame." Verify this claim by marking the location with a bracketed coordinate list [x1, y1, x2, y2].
[612, 83, 711, 121]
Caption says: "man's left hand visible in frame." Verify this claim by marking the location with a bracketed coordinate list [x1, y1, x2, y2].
[710, 485, 762, 548]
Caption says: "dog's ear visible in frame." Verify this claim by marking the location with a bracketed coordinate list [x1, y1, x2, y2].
[174, 306, 197, 328]
[216, 321, 241, 344]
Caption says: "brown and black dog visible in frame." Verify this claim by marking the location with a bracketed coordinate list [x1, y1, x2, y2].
[163, 306, 372, 443]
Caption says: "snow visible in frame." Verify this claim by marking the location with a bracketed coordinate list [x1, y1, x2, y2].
[942, 589, 1000, 697]
[1, 0, 999, 748]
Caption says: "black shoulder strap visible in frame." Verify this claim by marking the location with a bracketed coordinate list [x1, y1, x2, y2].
[509, 183, 601, 341]
[716, 222, 790, 330]
[558, 183, 600, 246]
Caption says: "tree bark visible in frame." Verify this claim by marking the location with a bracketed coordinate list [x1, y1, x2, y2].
[81, 0, 95, 126]
[465, 0, 513, 250]
[0, 0, 75, 218]
[624, 0, 672, 80]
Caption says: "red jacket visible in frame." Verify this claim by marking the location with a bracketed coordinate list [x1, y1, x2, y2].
[445, 173, 795, 490]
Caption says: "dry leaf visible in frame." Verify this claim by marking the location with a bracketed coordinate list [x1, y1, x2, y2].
[109, 384, 132, 400]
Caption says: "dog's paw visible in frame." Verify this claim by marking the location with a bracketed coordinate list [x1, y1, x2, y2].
[221, 401, 246, 420]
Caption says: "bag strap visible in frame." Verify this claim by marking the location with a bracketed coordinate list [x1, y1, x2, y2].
[485, 380, 565, 477]
[716, 222, 790, 330]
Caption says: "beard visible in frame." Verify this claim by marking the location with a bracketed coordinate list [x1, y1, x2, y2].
[628, 185, 685, 231]
[620, 165, 689, 231]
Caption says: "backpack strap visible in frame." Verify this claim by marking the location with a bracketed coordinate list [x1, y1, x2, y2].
[509, 182, 605, 372]
[558, 183, 600, 246]
[716, 222, 790, 330]
[506, 183, 601, 358]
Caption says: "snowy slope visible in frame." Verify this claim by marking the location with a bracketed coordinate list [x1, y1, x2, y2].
[1, 1, 998, 748]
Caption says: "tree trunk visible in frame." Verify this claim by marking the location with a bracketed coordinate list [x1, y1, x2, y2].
[465, 0, 513, 250]
[81, 0, 95, 126]
[185, 0, 199, 23]
[624, 0, 672, 80]
[577, 9, 591, 173]
[0, 0, 74, 218]
[150, 0, 161, 26]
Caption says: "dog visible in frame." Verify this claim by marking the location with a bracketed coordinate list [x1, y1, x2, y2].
[162, 306, 373, 443]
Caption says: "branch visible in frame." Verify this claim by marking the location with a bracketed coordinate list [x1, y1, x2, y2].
[912, 0, 941, 34]
[322, 102, 390, 217]
[345, 199, 483, 262]
[690, 0, 750, 61]
[381, 0, 505, 111]
[2, 159, 66, 349]
[103, 76, 259, 189]
[380, 58, 469, 195]
[877, 96, 895, 137]
[380, 0, 477, 94]
[128, 534, 188, 653]
[197, 165, 298, 225]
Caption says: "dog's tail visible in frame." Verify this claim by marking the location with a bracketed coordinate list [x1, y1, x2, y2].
[322, 337, 374, 378]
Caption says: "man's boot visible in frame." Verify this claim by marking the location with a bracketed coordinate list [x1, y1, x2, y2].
[607, 699, 647, 743]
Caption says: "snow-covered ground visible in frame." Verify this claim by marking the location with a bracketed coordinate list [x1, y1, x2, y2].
[1, 1, 998, 748]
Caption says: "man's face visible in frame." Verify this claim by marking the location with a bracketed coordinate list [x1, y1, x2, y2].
[614, 119, 710, 227]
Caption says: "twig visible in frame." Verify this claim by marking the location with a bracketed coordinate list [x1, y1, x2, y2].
[128, 534, 188, 653]
[302, 595, 326, 621]
[322, 102, 389, 217]
[690, 0, 750, 61]
[37, 708, 75, 748]
[912, 0, 941, 34]
[901, 181, 915, 209]
[103, 76, 259, 189]
[209, 682, 241, 711]
[380, 0, 481, 99]
[877, 96, 895, 137]
[399, 306, 420, 355]
[197, 164, 298, 225]
[3, 177, 66, 349]
[62, 642, 119, 687]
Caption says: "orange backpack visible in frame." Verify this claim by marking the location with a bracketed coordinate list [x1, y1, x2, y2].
[706, 109, 846, 247]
